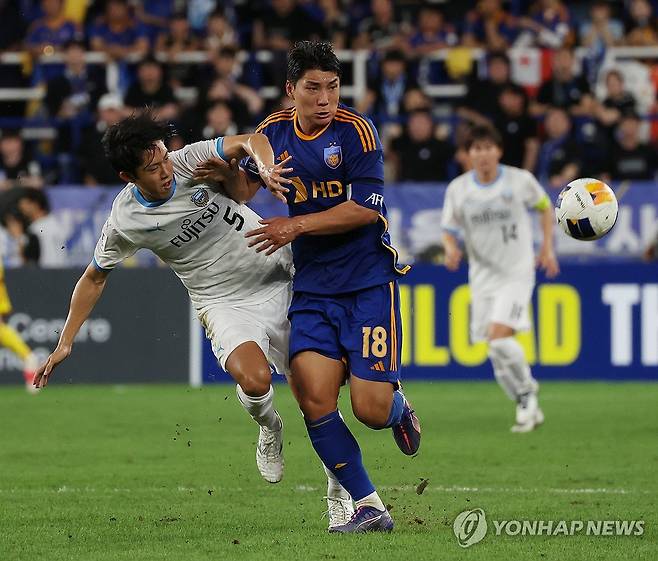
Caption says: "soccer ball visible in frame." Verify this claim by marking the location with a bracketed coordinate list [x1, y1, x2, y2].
[555, 178, 618, 241]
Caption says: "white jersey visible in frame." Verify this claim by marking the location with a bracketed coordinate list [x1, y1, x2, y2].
[93, 139, 293, 312]
[441, 165, 548, 296]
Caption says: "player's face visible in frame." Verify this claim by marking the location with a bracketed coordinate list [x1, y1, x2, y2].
[131, 140, 174, 200]
[287, 70, 340, 131]
[468, 140, 502, 175]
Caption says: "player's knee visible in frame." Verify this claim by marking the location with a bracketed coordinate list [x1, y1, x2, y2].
[352, 402, 388, 429]
[236, 367, 271, 397]
[297, 394, 337, 421]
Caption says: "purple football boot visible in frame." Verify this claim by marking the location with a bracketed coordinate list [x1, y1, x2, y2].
[328, 506, 394, 534]
[392, 389, 421, 456]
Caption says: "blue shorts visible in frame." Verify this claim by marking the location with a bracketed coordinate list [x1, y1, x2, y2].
[288, 281, 402, 384]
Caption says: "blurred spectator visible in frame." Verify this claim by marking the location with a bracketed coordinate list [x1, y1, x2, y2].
[196, 45, 265, 129]
[603, 113, 655, 181]
[0, 133, 44, 190]
[25, 0, 80, 57]
[353, 0, 408, 50]
[124, 57, 179, 121]
[457, 51, 512, 127]
[135, 0, 176, 43]
[531, 47, 594, 116]
[408, 6, 457, 55]
[317, 0, 349, 49]
[1, 211, 40, 267]
[580, 1, 624, 50]
[204, 9, 238, 52]
[357, 50, 417, 121]
[0, 0, 27, 50]
[187, 0, 220, 34]
[494, 84, 539, 171]
[516, 0, 572, 48]
[17, 189, 68, 268]
[155, 12, 199, 87]
[202, 102, 239, 139]
[462, 0, 518, 50]
[624, 0, 658, 46]
[252, 0, 322, 51]
[536, 106, 580, 189]
[77, 93, 125, 186]
[594, 69, 638, 137]
[44, 39, 106, 119]
[389, 110, 453, 182]
[89, 0, 149, 61]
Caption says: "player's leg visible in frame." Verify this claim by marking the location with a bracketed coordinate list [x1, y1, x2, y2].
[0, 292, 39, 395]
[486, 284, 543, 432]
[201, 305, 284, 482]
[263, 289, 353, 528]
[289, 350, 392, 533]
[346, 282, 421, 455]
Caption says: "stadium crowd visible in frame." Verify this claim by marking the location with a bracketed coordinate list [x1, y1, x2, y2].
[1, 0, 658, 266]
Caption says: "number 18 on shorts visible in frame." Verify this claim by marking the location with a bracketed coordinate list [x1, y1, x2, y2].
[288, 281, 402, 384]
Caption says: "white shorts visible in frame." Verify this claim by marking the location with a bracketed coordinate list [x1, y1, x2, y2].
[471, 282, 534, 342]
[198, 285, 292, 377]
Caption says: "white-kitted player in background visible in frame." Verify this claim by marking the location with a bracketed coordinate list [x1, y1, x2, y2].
[441, 125, 560, 432]
[32, 111, 353, 527]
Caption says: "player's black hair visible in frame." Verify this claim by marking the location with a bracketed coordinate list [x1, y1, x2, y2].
[464, 124, 503, 150]
[102, 109, 173, 175]
[287, 41, 342, 84]
[19, 188, 50, 213]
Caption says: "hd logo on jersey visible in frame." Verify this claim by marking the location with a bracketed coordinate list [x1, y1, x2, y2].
[324, 145, 342, 169]
[191, 188, 209, 207]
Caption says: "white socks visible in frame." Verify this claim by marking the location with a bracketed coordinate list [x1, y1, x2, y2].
[323, 463, 350, 500]
[236, 384, 281, 431]
[488, 337, 537, 401]
[355, 491, 386, 512]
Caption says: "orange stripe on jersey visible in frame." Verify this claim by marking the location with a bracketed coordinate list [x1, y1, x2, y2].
[335, 111, 374, 151]
[334, 116, 370, 152]
[336, 109, 376, 151]
[389, 282, 397, 371]
[255, 109, 295, 133]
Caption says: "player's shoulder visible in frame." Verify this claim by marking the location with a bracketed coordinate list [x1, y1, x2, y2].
[333, 104, 380, 153]
[108, 185, 137, 223]
[502, 165, 540, 186]
[446, 170, 470, 192]
[254, 107, 296, 134]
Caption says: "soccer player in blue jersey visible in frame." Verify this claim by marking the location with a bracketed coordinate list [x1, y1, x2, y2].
[240, 41, 421, 533]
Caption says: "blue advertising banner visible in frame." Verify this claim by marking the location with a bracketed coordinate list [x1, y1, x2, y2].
[41, 181, 658, 267]
[201, 263, 658, 383]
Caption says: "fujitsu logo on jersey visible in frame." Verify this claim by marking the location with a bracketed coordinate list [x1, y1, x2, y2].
[170, 202, 220, 247]
[365, 193, 384, 206]
[470, 208, 512, 225]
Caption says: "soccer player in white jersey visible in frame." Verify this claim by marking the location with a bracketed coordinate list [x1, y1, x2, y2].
[441, 125, 560, 432]
[31, 113, 353, 525]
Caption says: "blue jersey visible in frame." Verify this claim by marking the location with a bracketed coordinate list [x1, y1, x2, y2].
[246, 104, 409, 295]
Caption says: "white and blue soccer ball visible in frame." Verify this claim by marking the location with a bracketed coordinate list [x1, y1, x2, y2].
[555, 178, 618, 241]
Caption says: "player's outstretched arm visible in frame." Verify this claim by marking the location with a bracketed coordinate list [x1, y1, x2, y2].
[223, 134, 292, 202]
[33, 264, 109, 388]
[442, 232, 463, 271]
[246, 201, 378, 255]
[537, 205, 559, 278]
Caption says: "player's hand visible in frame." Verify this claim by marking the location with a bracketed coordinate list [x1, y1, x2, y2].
[444, 245, 462, 271]
[193, 157, 240, 184]
[258, 156, 293, 203]
[245, 216, 302, 255]
[537, 246, 560, 278]
[33, 344, 72, 389]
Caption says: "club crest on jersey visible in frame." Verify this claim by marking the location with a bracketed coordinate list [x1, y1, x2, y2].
[324, 146, 342, 169]
[191, 188, 209, 207]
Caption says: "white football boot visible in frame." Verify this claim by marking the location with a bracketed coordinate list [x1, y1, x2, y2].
[256, 412, 284, 483]
[325, 495, 355, 530]
[511, 392, 544, 433]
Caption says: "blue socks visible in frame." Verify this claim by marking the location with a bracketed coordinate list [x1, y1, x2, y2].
[383, 390, 405, 428]
[305, 410, 375, 501]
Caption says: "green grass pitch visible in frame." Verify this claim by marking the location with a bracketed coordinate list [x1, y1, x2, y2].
[1, 381, 656, 560]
